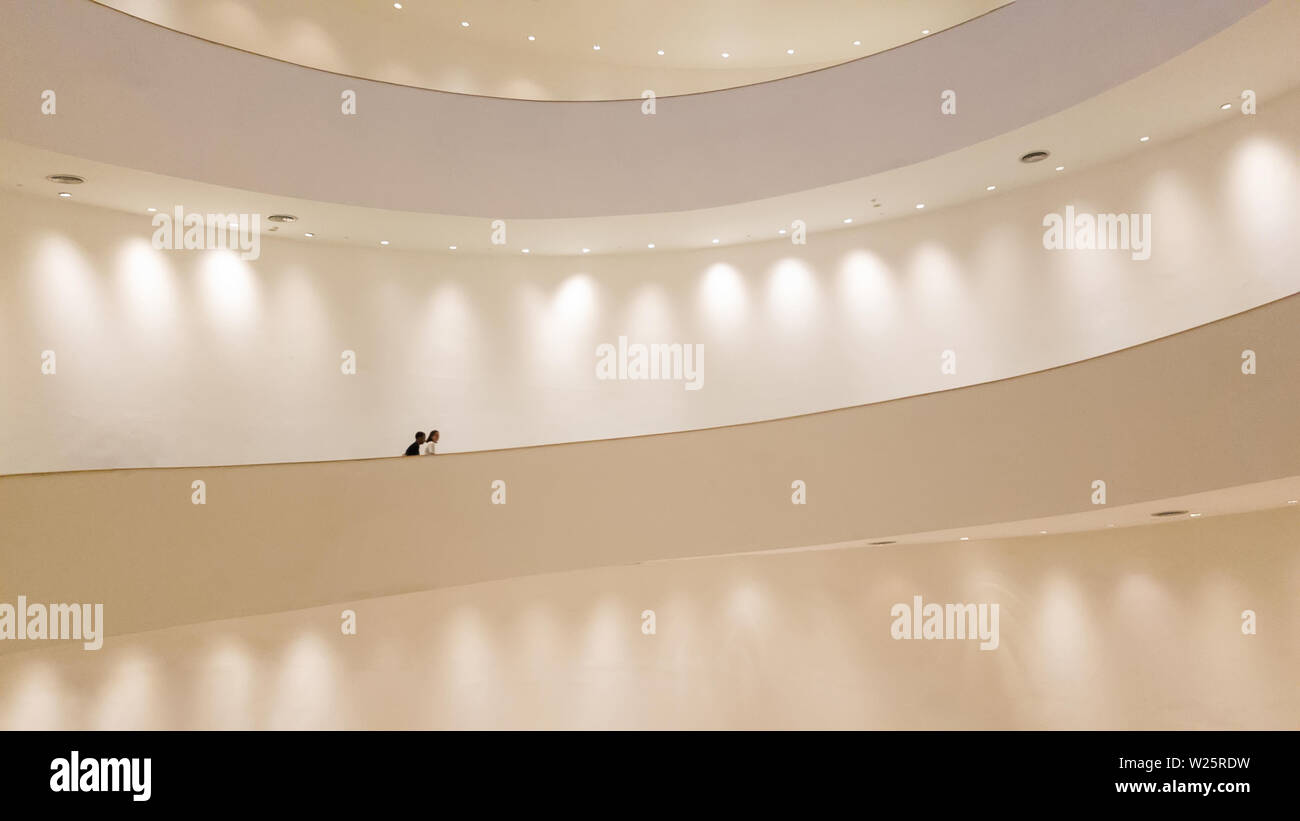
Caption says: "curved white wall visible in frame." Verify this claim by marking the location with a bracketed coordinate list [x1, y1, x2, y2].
[0, 0, 1262, 216]
[2, 95, 1298, 475]
[3, 506, 1297, 730]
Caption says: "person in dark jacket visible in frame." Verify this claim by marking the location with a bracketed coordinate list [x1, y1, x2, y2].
[404, 432, 426, 456]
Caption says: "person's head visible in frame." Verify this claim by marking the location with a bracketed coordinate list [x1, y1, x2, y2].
[429, 430, 440, 444]
[414, 431, 426, 443]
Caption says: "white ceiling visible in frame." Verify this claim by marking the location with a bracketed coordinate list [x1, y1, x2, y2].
[700, 476, 1300, 558]
[92, 0, 1010, 100]
[4, 0, 1297, 255]
[0, 0, 1265, 221]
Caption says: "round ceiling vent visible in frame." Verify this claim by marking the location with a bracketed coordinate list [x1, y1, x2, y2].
[267, 214, 298, 223]
[869, 540, 896, 546]
[45, 174, 85, 184]
[1150, 510, 1189, 517]
[1019, 150, 1051, 164]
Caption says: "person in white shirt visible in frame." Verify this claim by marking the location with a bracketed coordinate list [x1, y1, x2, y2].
[422, 429, 439, 455]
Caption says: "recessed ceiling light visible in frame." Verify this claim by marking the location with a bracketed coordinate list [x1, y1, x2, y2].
[1107, 524, 1116, 528]
[853, 40, 861, 46]
[460, 21, 469, 28]
[448, 245, 456, 250]
[521, 248, 530, 254]
[1288, 500, 1298, 504]
[1055, 165, 1065, 171]
[959, 536, 969, 541]
[1039, 530, 1048, 535]
[392, 3, 401, 8]
[146, 207, 157, 212]
[1139, 135, 1150, 142]
[267, 214, 297, 223]
[1019, 150, 1050, 163]
[380, 240, 389, 246]
[711, 238, 720, 244]
[786, 49, 795, 55]
[647, 243, 655, 249]
[986, 185, 996, 191]
[527, 35, 535, 42]
[57, 191, 71, 198]
[914, 203, 925, 209]
[304, 232, 314, 237]
[656, 49, 664, 56]
[1219, 102, 1232, 110]
[721, 52, 730, 58]
[582, 247, 590, 254]
[46, 174, 85, 185]
[921, 29, 931, 34]
[1189, 512, 1202, 518]
[592, 44, 600, 51]
[843, 217, 853, 223]
[778, 228, 787, 235]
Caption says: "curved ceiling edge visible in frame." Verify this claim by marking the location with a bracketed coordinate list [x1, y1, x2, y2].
[0, 0, 1266, 218]
[89, 0, 1014, 102]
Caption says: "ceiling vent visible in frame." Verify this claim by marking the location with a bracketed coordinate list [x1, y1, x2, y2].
[1019, 150, 1051, 163]
[1150, 510, 1189, 517]
[267, 214, 298, 223]
[45, 174, 85, 184]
